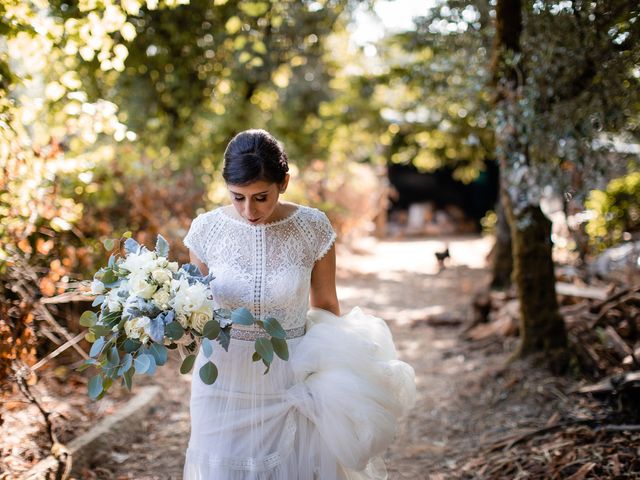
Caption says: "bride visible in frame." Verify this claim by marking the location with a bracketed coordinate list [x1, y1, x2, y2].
[182, 129, 415, 479]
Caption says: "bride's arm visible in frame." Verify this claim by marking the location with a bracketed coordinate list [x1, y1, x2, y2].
[189, 250, 209, 276]
[310, 244, 340, 316]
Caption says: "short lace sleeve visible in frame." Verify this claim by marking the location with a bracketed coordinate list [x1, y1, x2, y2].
[307, 208, 337, 262]
[183, 211, 217, 264]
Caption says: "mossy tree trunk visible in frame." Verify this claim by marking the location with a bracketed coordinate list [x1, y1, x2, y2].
[493, 0, 568, 362]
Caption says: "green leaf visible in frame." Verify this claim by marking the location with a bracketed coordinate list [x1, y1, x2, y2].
[91, 295, 104, 307]
[202, 320, 220, 339]
[231, 307, 254, 326]
[123, 338, 142, 353]
[201, 337, 213, 357]
[263, 317, 286, 339]
[91, 324, 113, 337]
[120, 353, 133, 374]
[155, 234, 169, 258]
[252, 351, 261, 362]
[123, 231, 132, 239]
[123, 366, 134, 391]
[271, 337, 289, 361]
[199, 361, 218, 385]
[107, 345, 120, 365]
[80, 311, 98, 327]
[102, 238, 115, 251]
[89, 337, 106, 358]
[165, 321, 185, 340]
[85, 332, 96, 343]
[101, 269, 117, 285]
[134, 354, 151, 374]
[148, 343, 168, 366]
[88, 375, 103, 400]
[255, 337, 273, 364]
[180, 354, 196, 374]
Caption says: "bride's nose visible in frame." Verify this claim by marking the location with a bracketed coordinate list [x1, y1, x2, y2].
[243, 201, 256, 217]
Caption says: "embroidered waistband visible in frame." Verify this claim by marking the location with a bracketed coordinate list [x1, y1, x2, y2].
[230, 325, 305, 342]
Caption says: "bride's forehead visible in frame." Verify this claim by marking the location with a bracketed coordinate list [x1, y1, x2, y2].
[227, 180, 277, 194]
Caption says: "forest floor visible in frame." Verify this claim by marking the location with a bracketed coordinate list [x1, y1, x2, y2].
[3, 234, 637, 479]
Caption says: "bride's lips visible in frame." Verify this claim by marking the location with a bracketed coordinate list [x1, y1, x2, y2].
[247, 218, 261, 223]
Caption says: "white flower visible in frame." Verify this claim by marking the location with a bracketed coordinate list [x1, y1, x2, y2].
[152, 289, 172, 310]
[151, 268, 172, 285]
[129, 272, 157, 299]
[168, 261, 179, 272]
[120, 250, 156, 276]
[91, 279, 105, 294]
[172, 280, 213, 330]
[124, 316, 151, 344]
[189, 310, 213, 334]
[105, 289, 122, 312]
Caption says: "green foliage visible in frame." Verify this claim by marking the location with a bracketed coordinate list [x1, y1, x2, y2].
[585, 172, 640, 250]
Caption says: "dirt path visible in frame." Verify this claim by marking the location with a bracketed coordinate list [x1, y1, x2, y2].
[93, 235, 560, 480]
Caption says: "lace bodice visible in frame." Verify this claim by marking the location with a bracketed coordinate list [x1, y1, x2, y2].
[183, 205, 336, 334]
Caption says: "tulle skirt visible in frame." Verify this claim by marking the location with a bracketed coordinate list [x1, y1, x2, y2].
[183, 307, 416, 480]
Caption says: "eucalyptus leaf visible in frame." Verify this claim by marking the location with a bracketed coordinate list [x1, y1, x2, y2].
[231, 307, 254, 326]
[148, 343, 168, 366]
[201, 337, 213, 358]
[271, 337, 289, 361]
[134, 353, 151, 374]
[252, 351, 261, 362]
[165, 321, 184, 340]
[255, 337, 274, 364]
[102, 238, 115, 251]
[180, 354, 196, 374]
[91, 295, 105, 307]
[263, 317, 286, 340]
[199, 361, 218, 385]
[91, 325, 113, 337]
[123, 338, 142, 353]
[84, 332, 96, 343]
[107, 345, 119, 365]
[101, 269, 117, 285]
[80, 311, 97, 327]
[123, 366, 134, 391]
[89, 337, 106, 358]
[120, 353, 133, 373]
[202, 320, 220, 340]
[88, 375, 103, 400]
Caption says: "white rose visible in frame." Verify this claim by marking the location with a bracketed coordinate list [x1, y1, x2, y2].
[124, 316, 151, 344]
[189, 309, 213, 334]
[155, 257, 169, 268]
[151, 268, 172, 285]
[152, 289, 172, 310]
[129, 272, 157, 299]
[120, 250, 156, 276]
[91, 279, 105, 294]
[173, 282, 210, 317]
[168, 261, 179, 272]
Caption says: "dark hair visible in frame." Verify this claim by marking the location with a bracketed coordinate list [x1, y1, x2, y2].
[222, 129, 289, 185]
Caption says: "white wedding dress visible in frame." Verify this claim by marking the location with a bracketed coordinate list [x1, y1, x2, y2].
[182, 204, 416, 479]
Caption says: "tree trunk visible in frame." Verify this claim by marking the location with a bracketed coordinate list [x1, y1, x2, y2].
[493, 0, 568, 364]
[490, 184, 513, 291]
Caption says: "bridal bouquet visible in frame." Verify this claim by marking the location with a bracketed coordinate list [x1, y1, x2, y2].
[78, 234, 288, 400]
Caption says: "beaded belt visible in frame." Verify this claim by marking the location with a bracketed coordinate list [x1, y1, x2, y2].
[230, 325, 306, 342]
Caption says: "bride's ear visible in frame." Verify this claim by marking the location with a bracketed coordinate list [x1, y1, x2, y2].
[279, 174, 290, 193]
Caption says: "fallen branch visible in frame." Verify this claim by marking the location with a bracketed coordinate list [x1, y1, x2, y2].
[31, 331, 86, 372]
